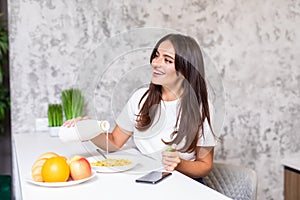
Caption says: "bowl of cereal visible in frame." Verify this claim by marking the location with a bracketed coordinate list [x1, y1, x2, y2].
[87, 155, 137, 173]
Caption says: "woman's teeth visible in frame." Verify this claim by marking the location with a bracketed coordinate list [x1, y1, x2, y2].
[154, 70, 164, 75]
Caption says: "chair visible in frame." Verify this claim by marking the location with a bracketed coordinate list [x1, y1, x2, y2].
[203, 162, 257, 200]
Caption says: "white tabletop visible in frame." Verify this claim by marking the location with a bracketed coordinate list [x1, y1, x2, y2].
[12, 132, 231, 200]
[281, 153, 300, 171]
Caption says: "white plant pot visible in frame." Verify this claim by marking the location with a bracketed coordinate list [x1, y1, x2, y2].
[49, 127, 61, 137]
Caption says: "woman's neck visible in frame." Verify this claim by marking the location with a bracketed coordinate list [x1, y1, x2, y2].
[161, 86, 183, 101]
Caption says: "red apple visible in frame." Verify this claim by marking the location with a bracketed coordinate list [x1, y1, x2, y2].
[69, 157, 92, 180]
[67, 155, 82, 165]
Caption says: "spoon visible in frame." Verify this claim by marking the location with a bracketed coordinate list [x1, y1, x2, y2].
[96, 148, 107, 159]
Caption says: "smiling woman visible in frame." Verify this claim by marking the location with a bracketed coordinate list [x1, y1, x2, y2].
[65, 33, 219, 181]
[151, 40, 180, 97]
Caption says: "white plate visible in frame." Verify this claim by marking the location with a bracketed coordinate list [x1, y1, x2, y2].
[26, 171, 96, 187]
[87, 155, 137, 173]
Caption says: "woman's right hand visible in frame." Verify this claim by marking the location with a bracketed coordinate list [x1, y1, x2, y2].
[63, 116, 90, 128]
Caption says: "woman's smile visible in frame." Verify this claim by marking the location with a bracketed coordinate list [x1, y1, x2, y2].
[153, 69, 165, 76]
[151, 40, 179, 87]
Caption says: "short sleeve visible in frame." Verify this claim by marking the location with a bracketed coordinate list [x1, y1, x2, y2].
[115, 88, 148, 132]
[115, 100, 135, 132]
[197, 119, 217, 146]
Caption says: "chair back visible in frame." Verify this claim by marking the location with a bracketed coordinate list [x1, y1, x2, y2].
[203, 162, 257, 200]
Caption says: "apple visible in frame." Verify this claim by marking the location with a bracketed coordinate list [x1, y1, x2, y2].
[67, 155, 82, 165]
[69, 157, 92, 180]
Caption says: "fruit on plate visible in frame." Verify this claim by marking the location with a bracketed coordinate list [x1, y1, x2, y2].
[67, 155, 82, 165]
[69, 156, 92, 180]
[38, 152, 59, 160]
[31, 158, 48, 182]
[41, 156, 70, 182]
[32, 152, 92, 182]
[31, 152, 59, 182]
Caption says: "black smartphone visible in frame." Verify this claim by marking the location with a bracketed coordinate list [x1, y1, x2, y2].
[135, 171, 172, 184]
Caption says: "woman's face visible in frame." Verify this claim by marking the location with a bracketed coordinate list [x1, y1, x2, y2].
[151, 40, 182, 91]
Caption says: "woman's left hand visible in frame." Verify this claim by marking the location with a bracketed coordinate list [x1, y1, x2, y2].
[162, 147, 181, 171]
[63, 116, 90, 128]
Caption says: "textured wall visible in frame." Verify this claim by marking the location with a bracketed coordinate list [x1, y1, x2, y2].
[8, 0, 300, 199]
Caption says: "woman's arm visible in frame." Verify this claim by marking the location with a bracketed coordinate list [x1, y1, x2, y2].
[91, 125, 132, 152]
[162, 146, 214, 178]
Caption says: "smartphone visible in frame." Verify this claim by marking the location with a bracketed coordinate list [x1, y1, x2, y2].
[135, 171, 172, 184]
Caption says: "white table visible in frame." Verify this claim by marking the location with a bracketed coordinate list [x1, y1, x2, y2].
[12, 132, 231, 200]
[281, 153, 300, 200]
[281, 153, 300, 171]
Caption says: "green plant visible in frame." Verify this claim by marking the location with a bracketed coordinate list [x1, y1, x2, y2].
[0, 13, 9, 134]
[0, 13, 8, 85]
[61, 88, 84, 120]
[48, 104, 63, 127]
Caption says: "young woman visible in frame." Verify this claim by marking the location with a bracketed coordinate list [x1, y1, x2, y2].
[65, 33, 217, 180]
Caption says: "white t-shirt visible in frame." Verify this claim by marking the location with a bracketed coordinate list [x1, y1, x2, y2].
[116, 88, 217, 161]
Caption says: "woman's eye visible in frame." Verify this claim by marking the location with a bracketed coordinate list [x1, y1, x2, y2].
[165, 58, 173, 64]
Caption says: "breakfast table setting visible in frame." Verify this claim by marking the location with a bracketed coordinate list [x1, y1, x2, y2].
[12, 127, 232, 200]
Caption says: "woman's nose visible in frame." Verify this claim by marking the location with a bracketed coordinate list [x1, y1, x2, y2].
[152, 60, 161, 68]
[152, 56, 163, 65]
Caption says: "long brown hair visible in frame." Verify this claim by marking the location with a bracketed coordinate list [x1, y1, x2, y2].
[136, 34, 214, 153]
